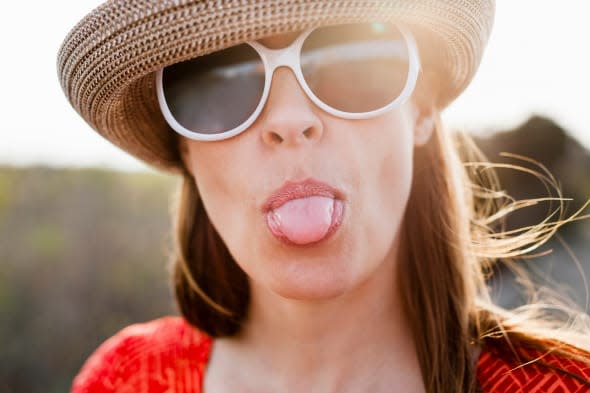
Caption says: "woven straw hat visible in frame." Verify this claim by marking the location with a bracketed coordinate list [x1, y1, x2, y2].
[58, 0, 495, 172]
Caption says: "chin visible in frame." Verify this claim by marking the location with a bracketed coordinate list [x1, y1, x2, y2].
[242, 224, 398, 303]
[263, 256, 359, 301]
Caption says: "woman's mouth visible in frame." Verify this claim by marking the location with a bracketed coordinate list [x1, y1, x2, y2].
[262, 179, 345, 246]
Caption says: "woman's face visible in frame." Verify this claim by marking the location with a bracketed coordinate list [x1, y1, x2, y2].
[182, 34, 433, 301]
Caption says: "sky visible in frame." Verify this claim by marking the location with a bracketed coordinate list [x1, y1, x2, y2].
[0, 1, 589, 172]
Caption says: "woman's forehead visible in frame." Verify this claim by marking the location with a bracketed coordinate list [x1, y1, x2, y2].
[257, 31, 302, 49]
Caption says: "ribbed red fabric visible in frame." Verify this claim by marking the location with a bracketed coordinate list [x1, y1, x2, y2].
[71, 317, 590, 392]
[476, 337, 590, 392]
[71, 317, 212, 392]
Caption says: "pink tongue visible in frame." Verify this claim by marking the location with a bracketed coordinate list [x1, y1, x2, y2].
[267, 196, 334, 245]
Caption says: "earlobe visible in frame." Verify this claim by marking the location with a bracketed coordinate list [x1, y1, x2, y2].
[413, 109, 435, 147]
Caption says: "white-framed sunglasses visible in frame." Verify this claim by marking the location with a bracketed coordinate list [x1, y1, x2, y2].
[156, 22, 421, 141]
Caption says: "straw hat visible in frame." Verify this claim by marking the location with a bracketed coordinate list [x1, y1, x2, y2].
[57, 0, 495, 172]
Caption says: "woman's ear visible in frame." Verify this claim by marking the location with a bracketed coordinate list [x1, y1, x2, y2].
[412, 104, 435, 147]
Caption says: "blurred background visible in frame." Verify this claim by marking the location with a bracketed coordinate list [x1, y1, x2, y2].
[1, 1, 589, 392]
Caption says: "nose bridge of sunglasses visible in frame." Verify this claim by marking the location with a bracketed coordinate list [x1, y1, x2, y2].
[252, 43, 306, 101]
[262, 44, 301, 71]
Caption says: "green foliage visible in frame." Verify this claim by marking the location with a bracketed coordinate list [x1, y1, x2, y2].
[25, 224, 65, 259]
[0, 166, 178, 393]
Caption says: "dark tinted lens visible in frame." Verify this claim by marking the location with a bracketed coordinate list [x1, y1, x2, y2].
[162, 44, 265, 134]
[301, 23, 409, 113]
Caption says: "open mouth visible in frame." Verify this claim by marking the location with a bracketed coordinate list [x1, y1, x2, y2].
[262, 179, 345, 246]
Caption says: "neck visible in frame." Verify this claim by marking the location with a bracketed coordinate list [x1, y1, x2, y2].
[211, 245, 425, 393]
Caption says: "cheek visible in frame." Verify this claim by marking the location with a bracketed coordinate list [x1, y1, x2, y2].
[186, 139, 256, 249]
[376, 135, 414, 206]
[352, 115, 415, 254]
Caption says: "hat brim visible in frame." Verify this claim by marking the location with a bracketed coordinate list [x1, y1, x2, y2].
[58, 0, 494, 172]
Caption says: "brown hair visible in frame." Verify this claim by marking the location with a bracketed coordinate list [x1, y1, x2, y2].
[170, 115, 590, 392]
[172, 171, 249, 336]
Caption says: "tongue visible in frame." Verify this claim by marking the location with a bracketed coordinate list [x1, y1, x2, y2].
[267, 196, 334, 245]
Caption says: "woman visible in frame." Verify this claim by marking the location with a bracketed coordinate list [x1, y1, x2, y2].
[58, 0, 590, 392]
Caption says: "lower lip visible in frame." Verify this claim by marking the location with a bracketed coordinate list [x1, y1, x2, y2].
[266, 198, 345, 247]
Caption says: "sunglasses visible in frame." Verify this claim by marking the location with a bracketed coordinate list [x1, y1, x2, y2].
[156, 23, 420, 141]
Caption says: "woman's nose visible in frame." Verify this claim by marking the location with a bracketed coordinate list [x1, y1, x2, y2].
[258, 68, 324, 147]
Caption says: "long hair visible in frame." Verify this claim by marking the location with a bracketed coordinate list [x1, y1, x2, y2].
[397, 114, 478, 391]
[170, 115, 590, 392]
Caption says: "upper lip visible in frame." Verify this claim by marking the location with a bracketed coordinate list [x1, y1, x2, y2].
[262, 178, 344, 212]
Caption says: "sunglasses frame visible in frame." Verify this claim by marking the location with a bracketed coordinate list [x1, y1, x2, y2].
[156, 24, 421, 142]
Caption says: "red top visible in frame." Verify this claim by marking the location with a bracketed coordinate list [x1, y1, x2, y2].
[71, 317, 590, 392]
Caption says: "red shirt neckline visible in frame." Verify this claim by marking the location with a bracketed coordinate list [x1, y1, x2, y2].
[71, 317, 590, 392]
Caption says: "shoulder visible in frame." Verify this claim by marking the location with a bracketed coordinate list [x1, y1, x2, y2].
[477, 337, 590, 392]
[71, 316, 212, 393]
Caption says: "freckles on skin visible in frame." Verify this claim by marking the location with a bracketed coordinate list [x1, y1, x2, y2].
[183, 132, 259, 252]
[260, 107, 417, 300]
[374, 113, 416, 210]
[340, 108, 415, 260]
[182, 101, 420, 301]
